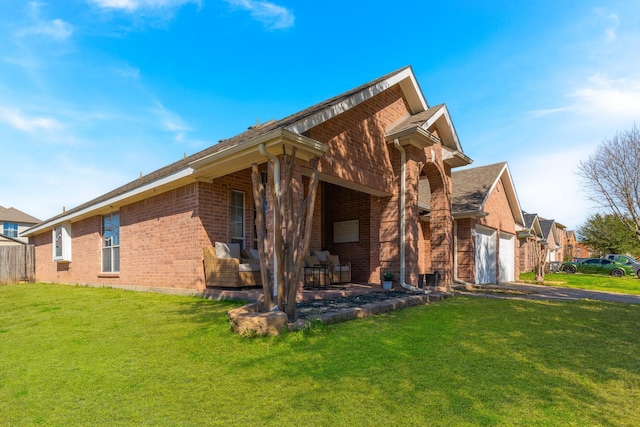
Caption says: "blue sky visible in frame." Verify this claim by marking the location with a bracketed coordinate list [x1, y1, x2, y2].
[2, 0, 640, 230]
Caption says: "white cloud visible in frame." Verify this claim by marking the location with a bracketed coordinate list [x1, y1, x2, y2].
[18, 18, 73, 40]
[526, 74, 640, 123]
[89, 0, 201, 11]
[569, 74, 640, 120]
[595, 8, 620, 41]
[0, 108, 63, 133]
[225, 0, 294, 30]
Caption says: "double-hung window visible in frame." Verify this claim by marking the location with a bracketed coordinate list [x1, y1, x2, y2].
[231, 191, 245, 248]
[102, 213, 120, 273]
[3, 222, 18, 238]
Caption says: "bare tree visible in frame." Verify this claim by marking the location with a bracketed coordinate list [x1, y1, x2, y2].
[578, 125, 640, 242]
[251, 146, 320, 321]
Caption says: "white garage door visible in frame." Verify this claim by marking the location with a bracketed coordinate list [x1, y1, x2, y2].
[475, 226, 497, 284]
[499, 233, 515, 283]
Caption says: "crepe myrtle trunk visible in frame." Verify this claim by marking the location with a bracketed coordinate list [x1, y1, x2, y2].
[251, 146, 320, 321]
[578, 124, 640, 243]
[534, 242, 549, 284]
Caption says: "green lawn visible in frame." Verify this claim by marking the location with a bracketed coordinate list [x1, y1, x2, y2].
[520, 271, 640, 295]
[2, 283, 640, 426]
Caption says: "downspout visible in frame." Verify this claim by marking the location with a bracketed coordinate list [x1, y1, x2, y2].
[393, 139, 429, 293]
[258, 143, 279, 298]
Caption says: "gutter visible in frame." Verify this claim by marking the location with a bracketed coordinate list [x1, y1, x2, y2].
[393, 139, 429, 294]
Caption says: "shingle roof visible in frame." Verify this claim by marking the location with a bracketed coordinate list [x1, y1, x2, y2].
[539, 218, 555, 239]
[386, 104, 443, 134]
[523, 212, 538, 229]
[0, 206, 40, 224]
[419, 162, 507, 213]
[32, 66, 415, 229]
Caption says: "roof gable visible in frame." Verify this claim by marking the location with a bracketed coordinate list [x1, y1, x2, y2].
[420, 162, 524, 226]
[386, 104, 467, 162]
[0, 206, 40, 224]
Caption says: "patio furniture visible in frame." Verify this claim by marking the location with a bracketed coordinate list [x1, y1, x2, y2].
[202, 242, 261, 288]
[313, 250, 351, 284]
[304, 264, 332, 289]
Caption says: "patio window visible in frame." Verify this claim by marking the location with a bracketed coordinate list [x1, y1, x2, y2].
[102, 213, 120, 273]
[231, 190, 245, 248]
[3, 222, 18, 238]
[52, 223, 72, 262]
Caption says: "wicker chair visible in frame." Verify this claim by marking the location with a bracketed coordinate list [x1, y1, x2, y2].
[202, 243, 261, 288]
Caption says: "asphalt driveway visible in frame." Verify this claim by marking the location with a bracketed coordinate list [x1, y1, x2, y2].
[457, 282, 640, 304]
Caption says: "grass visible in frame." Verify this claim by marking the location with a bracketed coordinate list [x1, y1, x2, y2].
[520, 271, 640, 295]
[2, 283, 640, 425]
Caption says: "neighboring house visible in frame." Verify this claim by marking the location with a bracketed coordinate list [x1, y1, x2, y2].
[517, 212, 544, 273]
[555, 222, 567, 261]
[573, 240, 595, 259]
[564, 230, 577, 261]
[419, 162, 525, 284]
[23, 66, 474, 291]
[539, 217, 562, 263]
[0, 206, 40, 245]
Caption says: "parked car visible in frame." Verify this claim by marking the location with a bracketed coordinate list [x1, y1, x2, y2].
[603, 254, 640, 278]
[561, 258, 636, 277]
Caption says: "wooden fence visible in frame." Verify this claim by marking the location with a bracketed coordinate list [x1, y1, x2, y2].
[0, 245, 35, 284]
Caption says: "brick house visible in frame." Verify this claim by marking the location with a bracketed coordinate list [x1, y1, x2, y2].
[540, 218, 563, 263]
[24, 66, 477, 291]
[420, 162, 524, 284]
[518, 212, 544, 273]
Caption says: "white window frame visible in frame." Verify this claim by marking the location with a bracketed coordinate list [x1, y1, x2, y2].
[102, 212, 120, 273]
[3, 222, 18, 238]
[231, 190, 245, 248]
[52, 223, 72, 262]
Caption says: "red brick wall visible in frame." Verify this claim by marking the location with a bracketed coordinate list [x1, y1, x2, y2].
[455, 218, 476, 282]
[519, 236, 536, 272]
[307, 84, 416, 285]
[32, 215, 102, 284]
[32, 169, 263, 290]
[308, 85, 409, 196]
[322, 183, 372, 283]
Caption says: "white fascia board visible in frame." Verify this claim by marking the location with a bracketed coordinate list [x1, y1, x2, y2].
[422, 105, 463, 152]
[23, 167, 195, 237]
[501, 164, 525, 226]
[285, 68, 428, 135]
[189, 128, 327, 170]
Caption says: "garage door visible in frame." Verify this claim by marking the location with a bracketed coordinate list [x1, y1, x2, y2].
[475, 226, 497, 284]
[499, 233, 515, 283]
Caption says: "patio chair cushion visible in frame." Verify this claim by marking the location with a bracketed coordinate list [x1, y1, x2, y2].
[215, 242, 241, 260]
[306, 255, 320, 267]
[327, 255, 340, 265]
[238, 263, 261, 272]
[314, 250, 330, 263]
